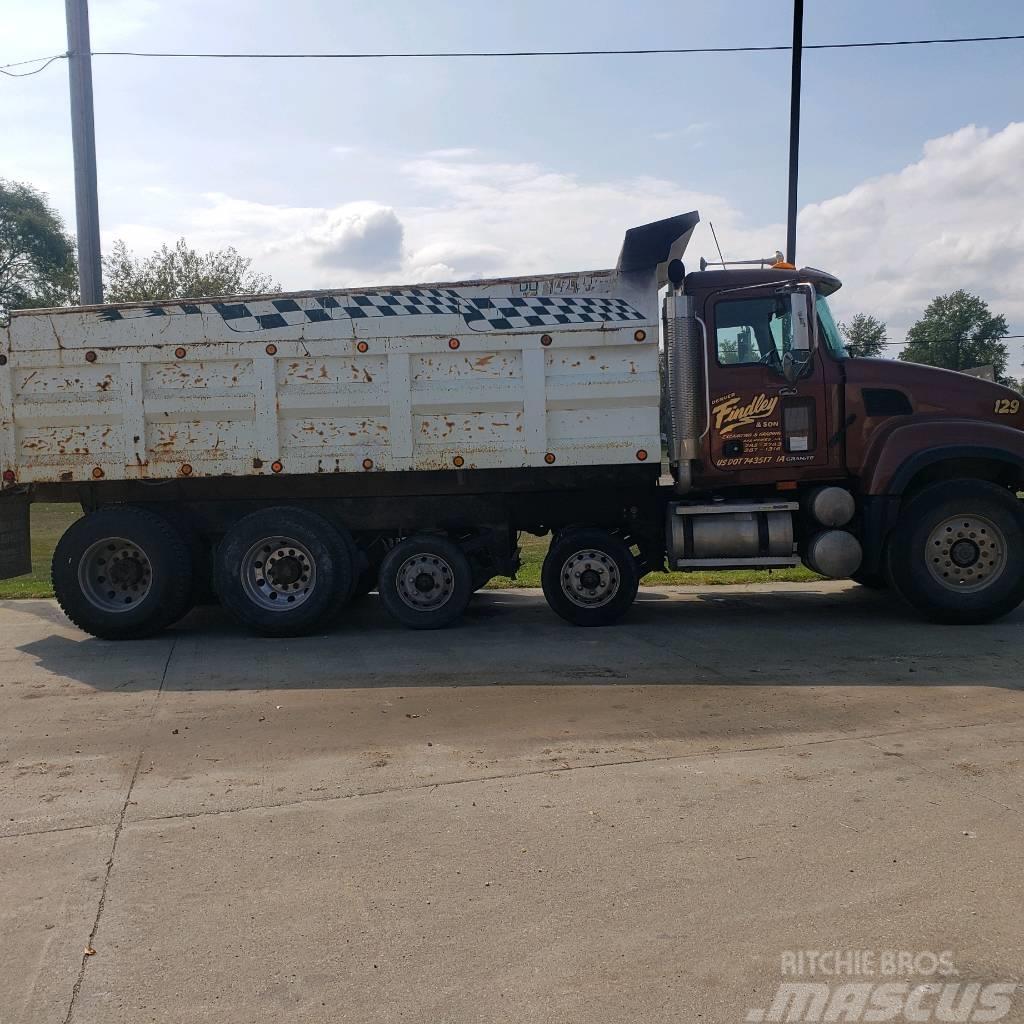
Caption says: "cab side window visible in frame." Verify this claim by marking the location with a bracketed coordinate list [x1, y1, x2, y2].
[715, 296, 794, 367]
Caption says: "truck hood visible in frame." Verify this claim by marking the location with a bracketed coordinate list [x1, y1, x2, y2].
[845, 357, 1024, 429]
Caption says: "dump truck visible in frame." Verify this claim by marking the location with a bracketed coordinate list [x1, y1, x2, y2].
[3, 211, 1024, 639]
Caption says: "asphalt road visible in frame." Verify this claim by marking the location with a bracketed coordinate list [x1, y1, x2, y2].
[2, 583, 1023, 1024]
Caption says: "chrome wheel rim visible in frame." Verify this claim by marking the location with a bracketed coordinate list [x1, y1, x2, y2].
[240, 536, 317, 612]
[560, 548, 620, 608]
[925, 514, 1007, 593]
[78, 537, 153, 613]
[395, 553, 454, 611]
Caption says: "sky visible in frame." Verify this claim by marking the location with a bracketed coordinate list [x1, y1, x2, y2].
[3, 0, 1024, 361]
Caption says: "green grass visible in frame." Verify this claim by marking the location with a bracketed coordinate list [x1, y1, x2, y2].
[486, 532, 819, 589]
[0, 503, 81, 599]
[0, 504, 819, 600]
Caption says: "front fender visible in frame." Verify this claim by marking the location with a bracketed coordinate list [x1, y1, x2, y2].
[862, 418, 1024, 496]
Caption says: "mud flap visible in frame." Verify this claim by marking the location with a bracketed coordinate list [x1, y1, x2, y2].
[0, 494, 31, 580]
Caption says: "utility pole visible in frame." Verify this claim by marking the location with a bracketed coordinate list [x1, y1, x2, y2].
[785, 0, 804, 266]
[65, 0, 103, 304]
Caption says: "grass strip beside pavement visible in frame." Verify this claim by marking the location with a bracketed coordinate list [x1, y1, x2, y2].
[486, 533, 820, 589]
[0, 504, 820, 600]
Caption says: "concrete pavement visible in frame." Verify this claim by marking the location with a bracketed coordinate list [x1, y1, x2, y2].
[2, 583, 1023, 1023]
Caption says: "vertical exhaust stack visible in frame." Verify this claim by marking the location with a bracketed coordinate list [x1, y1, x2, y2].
[613, 213, 702, 494]
[662, 261, 704, 494]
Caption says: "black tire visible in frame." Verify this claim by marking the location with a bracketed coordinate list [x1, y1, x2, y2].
[541, 528, 640, 627]
[214, 507, 353, 637]
[52, 506, 194, 640]
[334, 526, 365, 601]
[350, 564, 378, 599]
[188, 531, 218, 606]
[851, 569, 888, 590]
[886, 479, 1024, 624]
[378, 535, 473, 629]
[472, 568, 496, 591]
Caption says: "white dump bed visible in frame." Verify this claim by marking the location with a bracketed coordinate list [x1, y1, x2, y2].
[0, 214, 697, 485]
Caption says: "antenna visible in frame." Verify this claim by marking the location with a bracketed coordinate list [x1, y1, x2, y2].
[709, 222, 727, 268]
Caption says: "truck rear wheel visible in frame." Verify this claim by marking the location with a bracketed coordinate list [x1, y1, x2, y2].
[887, 479, 1024, 624]
[851, 569, 888, 590]
[52, 506, 194, 640]
[378, 535, 472, 629]
[541, 528, 639, 627]
[215, 507, 353, 637]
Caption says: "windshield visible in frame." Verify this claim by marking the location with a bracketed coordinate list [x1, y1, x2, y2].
[816, 295, 847, 358]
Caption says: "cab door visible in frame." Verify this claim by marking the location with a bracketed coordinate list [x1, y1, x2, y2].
[704, 288, 831, 476]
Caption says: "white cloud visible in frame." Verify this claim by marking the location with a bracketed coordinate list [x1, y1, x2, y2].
[799, 123, 1024, 343]
[399, 155, 761, 279]
[4, 0, 157, 57]
[424, 148, 479, 160]
[101, 122, 1024, 357]
[312, 206, 404, 272]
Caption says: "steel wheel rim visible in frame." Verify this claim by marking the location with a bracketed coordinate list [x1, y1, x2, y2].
[78, 536, 154, 613]
[395, 553, 455, 611]
[925, 514, 1007, 593]
[560, 548, 620, 608]
[240, 536, 318, 612]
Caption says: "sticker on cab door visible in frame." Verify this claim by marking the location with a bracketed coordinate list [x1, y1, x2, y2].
[711, 391, 783, 466]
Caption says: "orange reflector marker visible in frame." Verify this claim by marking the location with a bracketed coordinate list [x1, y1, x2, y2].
[544, 452, 556, 464]
[362, 458, 374, 470]
[636, 449, 648, 461]
[175, 347, 187, 359]
[541, 334, 553, 346]
[634, 329, 647, 342]
[85, 351, 97, 363]
[91, 467, 104, 479]
[271, 461, 283, 474]
[453, 455, 465, 468]
[180, 464, 193, 477]
[356, 341, 369, 353]
[772, 261, 796, 270]
[265, 344, 278, 356]
[448, 338, 460, 350]
[776, 480, 799, 491]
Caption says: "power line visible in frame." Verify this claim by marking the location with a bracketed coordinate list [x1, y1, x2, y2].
[876, 335, 1024, 347]
[3, 32, 1024, 75]
[0, 53, 67, 77]
[93, 34, 1024, 59]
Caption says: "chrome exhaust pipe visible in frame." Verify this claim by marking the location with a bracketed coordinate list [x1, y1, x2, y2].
[662, 292, 703, 494]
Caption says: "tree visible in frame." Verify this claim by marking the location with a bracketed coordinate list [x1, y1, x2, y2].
[900, 290, 1011, 385]
[103, 238, 279, 303]
[838, 313, 887, 358]
[0, 180, 78, 320]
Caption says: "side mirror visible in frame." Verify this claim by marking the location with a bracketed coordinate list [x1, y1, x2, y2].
[781, 287, 816, 383]
[789, 287, 814, 352]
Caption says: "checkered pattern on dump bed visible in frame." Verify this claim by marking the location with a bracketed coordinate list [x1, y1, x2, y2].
[95, 288, 644, 334]
[462, 295, 644, 331]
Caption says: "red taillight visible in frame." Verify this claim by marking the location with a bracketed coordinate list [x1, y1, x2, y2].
[2, 470, 15, 484]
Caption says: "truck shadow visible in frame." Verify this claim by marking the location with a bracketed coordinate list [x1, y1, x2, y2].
[13, 585, 1024, 692]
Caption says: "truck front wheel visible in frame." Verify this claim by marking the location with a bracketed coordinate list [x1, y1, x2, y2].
[52, 506, 194, 640]
[215, 507, 353, 637]
[541, 529, 639, 627]
[887, 479, 1024, 624]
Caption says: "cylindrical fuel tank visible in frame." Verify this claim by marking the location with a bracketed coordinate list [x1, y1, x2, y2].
[804, 486, 855, 527]
[804, 530, 863, 578]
